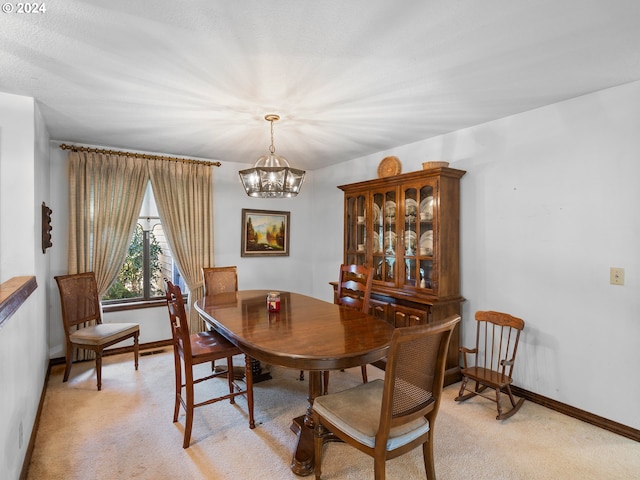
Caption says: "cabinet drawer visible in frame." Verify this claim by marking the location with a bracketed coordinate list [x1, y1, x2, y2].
[368, 298, 389, 321]
[390, 304, 428, 327]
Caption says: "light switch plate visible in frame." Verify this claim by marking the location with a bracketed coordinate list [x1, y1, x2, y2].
[610, 267, 624, 286]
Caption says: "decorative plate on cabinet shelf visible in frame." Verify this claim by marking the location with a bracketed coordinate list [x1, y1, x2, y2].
[405, 198, 418, 216]
[373, 203, 381, 224]
[377, 156, 402, 178]
[420, 230, 433, 255]
[372, 232, 381, 253]
[384, 201, 396, 220]
[420, 196, 433, 221]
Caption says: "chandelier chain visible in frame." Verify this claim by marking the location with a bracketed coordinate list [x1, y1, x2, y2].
[269, 118, 276, 154]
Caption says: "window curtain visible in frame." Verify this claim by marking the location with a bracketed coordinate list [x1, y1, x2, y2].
[148, 159, 214, 332]
[67, 151, 150, 359]
[68, 151, 150, 291]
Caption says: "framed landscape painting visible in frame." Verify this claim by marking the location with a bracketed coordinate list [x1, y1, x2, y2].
[241, 209, 290, 257]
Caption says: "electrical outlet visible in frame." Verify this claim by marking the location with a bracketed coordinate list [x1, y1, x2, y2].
[610, 267, 624, 286]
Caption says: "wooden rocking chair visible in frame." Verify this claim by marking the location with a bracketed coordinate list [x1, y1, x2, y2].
[455, 310, 525, 420]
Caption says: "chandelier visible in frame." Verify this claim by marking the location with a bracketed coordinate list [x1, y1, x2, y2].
[239, 114, 306, 198]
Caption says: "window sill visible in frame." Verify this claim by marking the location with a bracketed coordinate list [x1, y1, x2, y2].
[102, 298, 166, 313]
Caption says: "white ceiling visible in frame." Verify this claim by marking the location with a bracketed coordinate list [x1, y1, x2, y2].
[2, 0, 640, 170]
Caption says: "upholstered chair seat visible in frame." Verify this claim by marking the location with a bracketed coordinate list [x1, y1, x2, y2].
[313, 379, 430, 451]
[69, 323, 140, 346]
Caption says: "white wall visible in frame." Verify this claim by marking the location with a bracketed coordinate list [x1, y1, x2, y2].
[313, 80, 640, 430]
[0, 92, 51, 479]
[461, 82, 640, 429]
[211, 159, 314, 294]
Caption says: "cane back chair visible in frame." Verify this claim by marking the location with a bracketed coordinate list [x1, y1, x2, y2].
[313, 315, 460, 480]
[202, 266, 238, 296]
[55, 272, 139, 391]
[202, 266, 248, 377]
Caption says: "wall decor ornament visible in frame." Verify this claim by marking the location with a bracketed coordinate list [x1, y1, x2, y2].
[42, 202, 52, 253]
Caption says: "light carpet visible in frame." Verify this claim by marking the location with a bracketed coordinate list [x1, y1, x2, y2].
[27, 350, 640, 479]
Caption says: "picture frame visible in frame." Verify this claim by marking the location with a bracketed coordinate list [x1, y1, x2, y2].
[241, 209, 290, 257]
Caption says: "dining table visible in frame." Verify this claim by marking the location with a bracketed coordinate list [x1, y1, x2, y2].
[194, 289, 395, 477]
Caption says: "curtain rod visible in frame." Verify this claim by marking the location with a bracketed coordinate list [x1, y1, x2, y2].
[59, 144, 221, 167]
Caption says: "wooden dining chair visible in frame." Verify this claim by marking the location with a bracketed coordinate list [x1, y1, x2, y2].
[333, 264, 374, 384]
[164, 279, 254, 448]
[55, 272, 139, 391]
[202, 266, 245, 377]
[312, 315, 460, 480]
[202, 266, 238, 296]
[335, 263, 374, 314]
[301, 264, 374, 393]
[455, 310, 525, 420]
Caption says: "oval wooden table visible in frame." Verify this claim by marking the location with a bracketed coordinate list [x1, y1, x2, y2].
[194, 290, 395, 476]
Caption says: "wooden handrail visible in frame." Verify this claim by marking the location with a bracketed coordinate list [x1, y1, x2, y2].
[0, 276, 38, 327]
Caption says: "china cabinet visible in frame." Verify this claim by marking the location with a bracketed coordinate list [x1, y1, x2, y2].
[333, 166, 465, 385]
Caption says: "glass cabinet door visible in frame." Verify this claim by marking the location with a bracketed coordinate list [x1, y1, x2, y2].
[344, 193, 367, 266]
[401, 182, 435, 291]
[372, 188, 397, 284]
[344, 180, 437, 291]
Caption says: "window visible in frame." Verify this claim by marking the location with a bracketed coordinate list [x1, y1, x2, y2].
[102, 183, 185, 303]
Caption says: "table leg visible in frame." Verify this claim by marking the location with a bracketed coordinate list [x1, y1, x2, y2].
[289, 370, 323, 476]
[251, 358, 273, 383]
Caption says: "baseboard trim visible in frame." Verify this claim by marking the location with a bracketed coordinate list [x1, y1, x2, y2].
[510, 385, 640, 443]
[19, 361, 50, 480]
[48, 339, 173, 366]
[105, 339, 172, 357]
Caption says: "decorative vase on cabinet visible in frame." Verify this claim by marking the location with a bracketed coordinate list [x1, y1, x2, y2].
[333, 166, 466, 386]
